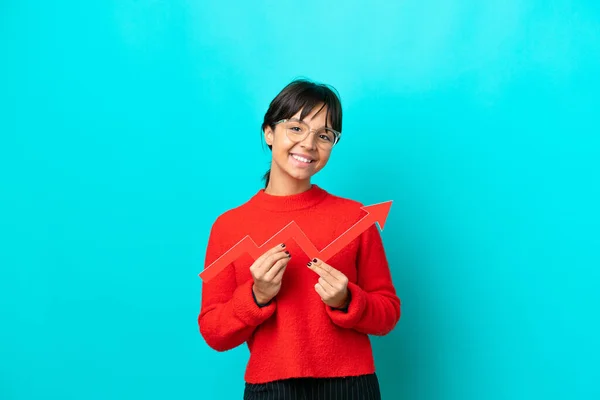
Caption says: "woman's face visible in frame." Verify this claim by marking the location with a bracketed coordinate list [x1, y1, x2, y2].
[265, 104, 333, 183]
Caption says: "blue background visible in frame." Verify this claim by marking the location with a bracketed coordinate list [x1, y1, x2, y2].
[1, 1, 599, 399]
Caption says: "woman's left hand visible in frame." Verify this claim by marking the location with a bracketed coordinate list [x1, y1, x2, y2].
[307, 258, 350, 309]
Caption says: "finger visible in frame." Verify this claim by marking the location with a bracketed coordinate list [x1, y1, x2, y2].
[318, 276, 335, 294]
[272, 264, 287, 283]
[307, 259, 335, 285]
[264, 256, 289, 281]
[312, 258, 346, 282]
[254, 243, 287, 266]
[256, 248, 289, 275]
[314, 282, 329, 300]
[264, 250, 290, 270]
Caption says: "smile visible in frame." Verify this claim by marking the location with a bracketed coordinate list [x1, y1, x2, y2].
[290, 153, 314, 164]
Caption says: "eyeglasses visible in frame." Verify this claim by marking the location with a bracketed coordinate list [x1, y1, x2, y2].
[273, 118, 341, 150]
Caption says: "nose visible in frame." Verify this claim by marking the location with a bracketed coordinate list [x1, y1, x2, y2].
[299, 131, 317, 150]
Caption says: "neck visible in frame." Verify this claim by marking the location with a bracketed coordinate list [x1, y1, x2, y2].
[264, 171, 312, 196]
[251, 182, 327, 211]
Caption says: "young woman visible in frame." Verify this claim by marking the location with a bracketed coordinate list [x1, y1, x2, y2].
[198, 78, 401, 399]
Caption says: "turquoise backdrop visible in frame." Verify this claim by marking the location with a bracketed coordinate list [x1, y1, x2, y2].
[1, 1, 598, 399]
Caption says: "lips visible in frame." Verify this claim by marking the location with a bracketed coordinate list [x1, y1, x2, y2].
[290, 153, 314, 163]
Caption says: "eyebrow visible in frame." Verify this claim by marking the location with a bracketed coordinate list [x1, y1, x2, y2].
[290, 117, 330, 130]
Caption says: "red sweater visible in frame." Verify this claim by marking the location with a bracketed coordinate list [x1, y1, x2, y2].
[198, 184, 401, 384]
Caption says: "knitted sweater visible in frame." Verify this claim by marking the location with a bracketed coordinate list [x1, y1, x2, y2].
[198, 184, 401, 384]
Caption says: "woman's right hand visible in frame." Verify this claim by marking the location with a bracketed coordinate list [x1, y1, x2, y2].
[250, 243, 291, 305]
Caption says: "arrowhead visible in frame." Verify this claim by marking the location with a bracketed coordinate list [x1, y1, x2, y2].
[361, 201, 393, 230]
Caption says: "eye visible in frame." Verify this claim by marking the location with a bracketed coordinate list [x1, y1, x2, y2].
[319, 129, 336, 142]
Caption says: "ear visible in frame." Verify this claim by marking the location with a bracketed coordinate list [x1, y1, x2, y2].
[264, 127, 274, 146]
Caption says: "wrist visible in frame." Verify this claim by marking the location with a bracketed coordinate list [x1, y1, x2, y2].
[332, 290, 351, 310]
[252, 285, 272, 307]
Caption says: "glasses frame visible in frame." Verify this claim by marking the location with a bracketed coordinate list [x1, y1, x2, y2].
[273, 118, 342, 149]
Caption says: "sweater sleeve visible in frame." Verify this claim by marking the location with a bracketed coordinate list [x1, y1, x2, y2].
[325, 223, 401, 335]
[198, 216, 276, 351]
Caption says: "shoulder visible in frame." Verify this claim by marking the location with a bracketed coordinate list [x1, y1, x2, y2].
[322, 188, 366, 212]
[326, 191, 364, 207]
[318, 187, 370, 226]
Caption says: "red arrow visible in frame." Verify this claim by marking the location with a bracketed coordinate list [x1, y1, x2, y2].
[199, 200, 392, 282]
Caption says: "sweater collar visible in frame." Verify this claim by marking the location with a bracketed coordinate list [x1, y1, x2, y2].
[249, 184, 328, 211]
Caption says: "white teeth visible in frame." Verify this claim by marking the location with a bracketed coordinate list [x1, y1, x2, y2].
[292, 154, 312, 163]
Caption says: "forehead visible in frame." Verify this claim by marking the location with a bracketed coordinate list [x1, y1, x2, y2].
[290, 104, 330, 125]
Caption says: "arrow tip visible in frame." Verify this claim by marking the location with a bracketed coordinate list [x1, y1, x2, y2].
[361, 201, 393, 230]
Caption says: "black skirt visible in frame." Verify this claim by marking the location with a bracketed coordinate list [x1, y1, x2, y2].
[243, 373, 381, 400]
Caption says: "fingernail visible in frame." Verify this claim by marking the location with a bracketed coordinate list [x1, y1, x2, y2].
[281, 243, 285, 247]
[307, 262, 312, 267]
[285, 250, 290, 256]
[313, 258, 317, 263]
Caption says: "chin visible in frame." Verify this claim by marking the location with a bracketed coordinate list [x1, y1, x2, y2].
[288, 171, 313, 181]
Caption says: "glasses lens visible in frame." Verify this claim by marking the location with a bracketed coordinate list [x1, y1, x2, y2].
[282, 119, 338, 150]
[283, 120, 309, 139]
[318, 129, 337, 148]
